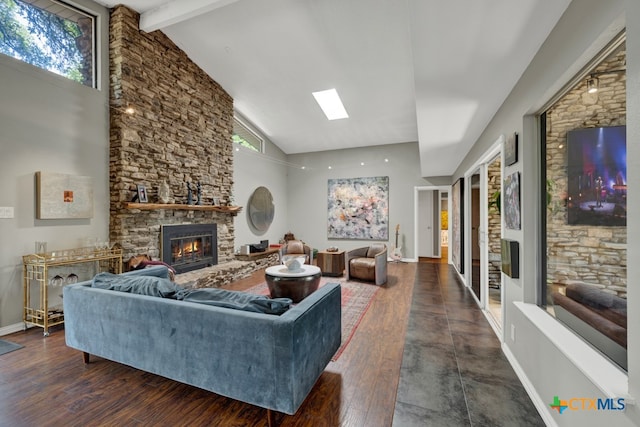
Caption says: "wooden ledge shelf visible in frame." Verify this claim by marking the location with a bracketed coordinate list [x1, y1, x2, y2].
[125, 203, 242, 214]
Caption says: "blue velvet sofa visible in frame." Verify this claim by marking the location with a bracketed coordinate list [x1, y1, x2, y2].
[63, 266, 341, 417]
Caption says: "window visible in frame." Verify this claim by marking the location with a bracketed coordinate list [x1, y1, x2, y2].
[0, 0, 96, 88]
[540, 38, 627, 370]
[232, 117, 263, 152]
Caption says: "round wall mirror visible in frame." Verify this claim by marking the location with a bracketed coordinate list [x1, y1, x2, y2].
[248, 186, 274, 232]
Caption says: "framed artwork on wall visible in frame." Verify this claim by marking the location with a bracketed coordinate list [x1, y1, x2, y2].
[500, 238, 519, 278]
[504, 172, 521, 229]
[137, 185, 148, 203]
[505, 132, 518, 166]
[327, 176, 389, 240]
[35, 171, 94, 219]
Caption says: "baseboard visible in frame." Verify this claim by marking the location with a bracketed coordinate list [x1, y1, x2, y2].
[0, 322, 25, 337]
[502, 343, 558, 427]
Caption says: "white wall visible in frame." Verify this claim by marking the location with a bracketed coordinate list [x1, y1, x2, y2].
[0, 0, 109, 332]
[285, 142, 440, 259]
[232, 124, 289, 251]
[450, 0, 640, 425]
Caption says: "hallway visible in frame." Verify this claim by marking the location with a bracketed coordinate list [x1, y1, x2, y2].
[393, 261, 544, 426]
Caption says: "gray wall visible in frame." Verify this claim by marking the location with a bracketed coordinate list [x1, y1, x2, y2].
[235, 141, 434, 259]
[232, 118, 289, 250]
[451, 0, 639, 425]
[0, 0, 109, 332]
[286, 142, 435, 259]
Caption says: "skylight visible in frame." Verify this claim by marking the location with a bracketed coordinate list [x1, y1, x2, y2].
[312, 88, 349, 120]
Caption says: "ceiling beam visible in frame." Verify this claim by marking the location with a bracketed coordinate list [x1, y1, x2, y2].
[139, 0, 240, 32]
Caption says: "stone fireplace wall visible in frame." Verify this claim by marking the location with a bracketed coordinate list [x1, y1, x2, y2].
[109, 5, 236, 263]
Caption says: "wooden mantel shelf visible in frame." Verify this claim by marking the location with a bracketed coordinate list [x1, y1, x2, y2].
[125, 203, 242, 214]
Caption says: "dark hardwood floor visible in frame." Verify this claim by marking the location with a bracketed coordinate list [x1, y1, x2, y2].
[0, 262, 417, 427]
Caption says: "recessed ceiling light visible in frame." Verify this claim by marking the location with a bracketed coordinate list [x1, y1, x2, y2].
[312, 88, 348, 120]
[360, 162, 365, 166]
[384, 158, 389, 162]
[328, 166, 332, 169]
[301, 166, 306, 170]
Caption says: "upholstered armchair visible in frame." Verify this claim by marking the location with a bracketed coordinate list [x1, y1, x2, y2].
[279, 240, 313, 264]
[346, 243, 387, 285]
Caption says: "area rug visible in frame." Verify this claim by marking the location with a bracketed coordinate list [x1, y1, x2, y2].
[244, 277, 379, 361]
[0, 339, 23, 356]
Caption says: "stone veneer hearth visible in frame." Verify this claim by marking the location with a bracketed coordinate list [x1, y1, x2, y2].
[108, 6, 242, 282]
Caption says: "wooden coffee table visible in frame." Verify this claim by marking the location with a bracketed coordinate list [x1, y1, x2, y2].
[264, 265, 322, 303]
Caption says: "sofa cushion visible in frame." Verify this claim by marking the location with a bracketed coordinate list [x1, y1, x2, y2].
[92, 272, 184, 298]
[349, 257, 376, 281]
[175, 288, 291, 315]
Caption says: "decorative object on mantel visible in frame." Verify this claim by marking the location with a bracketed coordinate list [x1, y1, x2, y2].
[196, 182, 202, 205]
[137, 185, 148, 203]
[35, 171, 94, 219]
[187, 181, 194, 205]
[158, 180, 171, 204]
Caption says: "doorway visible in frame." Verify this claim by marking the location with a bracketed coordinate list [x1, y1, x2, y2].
[486, 155, 503, 327]
[463, 138, 504, 334]
[414, 186, 450, 263]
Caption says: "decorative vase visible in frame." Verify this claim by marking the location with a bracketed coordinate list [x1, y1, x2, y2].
[158, 180, 171, 204]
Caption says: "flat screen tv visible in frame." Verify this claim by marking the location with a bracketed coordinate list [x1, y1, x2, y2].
[566, 125, 626, 226]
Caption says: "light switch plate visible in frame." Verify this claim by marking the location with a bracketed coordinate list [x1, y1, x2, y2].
[0, 207, 14, 218]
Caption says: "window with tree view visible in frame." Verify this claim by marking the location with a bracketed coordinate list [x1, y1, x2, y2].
[0, 0, 96, 88]
[233, 117, 263, 152]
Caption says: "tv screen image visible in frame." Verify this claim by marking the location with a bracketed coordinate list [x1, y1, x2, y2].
[566, 125, 626, 226]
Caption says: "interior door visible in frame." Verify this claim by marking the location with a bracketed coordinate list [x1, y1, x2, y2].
[418, 190, 435, 257]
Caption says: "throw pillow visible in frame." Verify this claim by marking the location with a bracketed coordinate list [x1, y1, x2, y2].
[92, 272, 184, 298]
[175, 288, 291, 315]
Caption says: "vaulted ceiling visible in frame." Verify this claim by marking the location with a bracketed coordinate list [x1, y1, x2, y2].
[97, 0, 571, 177]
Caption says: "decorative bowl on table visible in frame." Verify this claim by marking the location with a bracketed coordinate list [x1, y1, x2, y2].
[283, 255, 306, 272]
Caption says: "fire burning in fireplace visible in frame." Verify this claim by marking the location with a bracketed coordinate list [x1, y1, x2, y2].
[172, 237, 207, 263]
[161, 224, 218, 273]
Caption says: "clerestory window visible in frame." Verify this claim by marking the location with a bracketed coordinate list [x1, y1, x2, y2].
[0, 0, 96, 88]
[232, 117, 264, 153]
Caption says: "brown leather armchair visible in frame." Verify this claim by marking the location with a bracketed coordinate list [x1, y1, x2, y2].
[279, 240, 313, 264]
[346, 243, 387, 285]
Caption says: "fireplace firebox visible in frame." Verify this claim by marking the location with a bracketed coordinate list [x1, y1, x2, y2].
[161, 224, 218, 273]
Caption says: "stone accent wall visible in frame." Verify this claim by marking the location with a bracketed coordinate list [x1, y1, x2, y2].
[487, 156, 501, 287]
[108, 6, 236, 264]
[545, 43, 626, 296]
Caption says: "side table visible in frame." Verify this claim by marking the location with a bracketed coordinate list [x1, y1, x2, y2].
[316, 250, 345, 277]
[265, 265, 321, 303]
